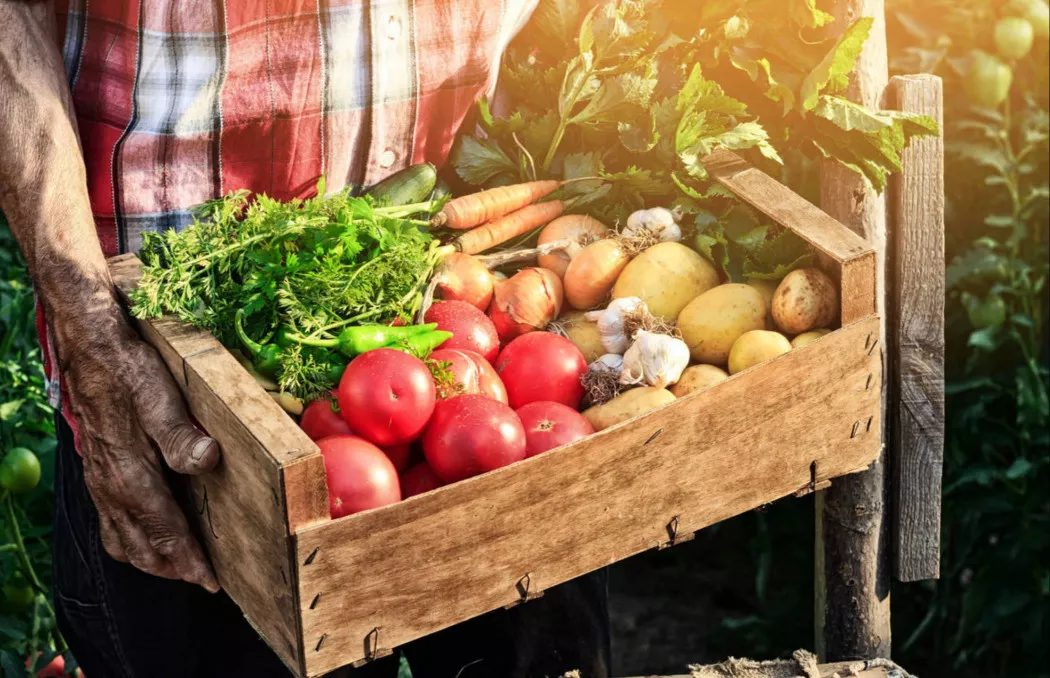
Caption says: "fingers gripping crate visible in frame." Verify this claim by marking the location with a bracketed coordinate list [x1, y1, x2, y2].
[107, 151, 881, 677]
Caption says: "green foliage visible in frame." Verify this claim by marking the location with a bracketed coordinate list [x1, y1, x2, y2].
[0, 217, 74, 675]
[453, 0, 936, 279]
[131, 187, 445, 399]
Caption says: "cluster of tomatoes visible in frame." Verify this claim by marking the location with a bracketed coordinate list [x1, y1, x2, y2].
[297, 300, 592, 519]
[965, 0, 1049, 109]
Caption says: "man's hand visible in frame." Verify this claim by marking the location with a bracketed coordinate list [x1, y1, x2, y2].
[1, 0, 221, 591]
[58, 307, 222, 591]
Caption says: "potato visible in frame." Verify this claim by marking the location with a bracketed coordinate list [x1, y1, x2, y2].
[676, 283, 767, 365]
[557, 311, 604, 363]
[747, 278, 779, 329]
[791, 328, 832, 348]
[728, 330, 792, 374]
[583, 387, 676, 431]
[270, 391, 304, 416]
[612, 242, 720, 320]
[669, 364, 729, 398]
[771, 268, 838, 335]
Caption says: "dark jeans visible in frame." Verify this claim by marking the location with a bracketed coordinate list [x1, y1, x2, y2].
[52, 413, 611, 678]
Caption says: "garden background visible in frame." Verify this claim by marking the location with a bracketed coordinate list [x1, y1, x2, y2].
[1, 0, 1047, 676]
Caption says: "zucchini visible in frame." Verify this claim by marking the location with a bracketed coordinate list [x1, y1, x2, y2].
[366, 163, 437, 206]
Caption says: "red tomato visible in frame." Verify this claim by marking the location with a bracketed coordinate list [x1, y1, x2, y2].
[300, 393, 353, 441]
[423, 301, 500, 363]
[382, 443, 412, 473]
[27, 654, 81, 677]
[317, 436, 400, 518]
[516, 401, 595, 457]
[495, 333, 587, 410]
[429, 348, 508, 403]
[338, 349, 436, 447]
[400, 462, 447, 498]
[422, 395, 527, 482]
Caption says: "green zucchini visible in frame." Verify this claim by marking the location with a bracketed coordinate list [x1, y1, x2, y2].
[366, 163, 437, 206]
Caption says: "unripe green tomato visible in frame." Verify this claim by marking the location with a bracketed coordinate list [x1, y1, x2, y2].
[965, 51, 1013, 109]
[0, 447, 41, 494]
[966, 293, 1007, 329]
[995, 17, 1035, 59]
[3, 572, 34, 611]
[1027, 1, 1050, 38]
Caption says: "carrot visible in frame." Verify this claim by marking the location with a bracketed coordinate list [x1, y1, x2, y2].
[433, 180, 562, 230]
[454, 200, 566, 255]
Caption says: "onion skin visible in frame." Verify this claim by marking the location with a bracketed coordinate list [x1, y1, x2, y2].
[488, 267, 564, 343]
[537, 215, 609, 278]
[435, 252, 494, 310]
[563, 239, 630, 310]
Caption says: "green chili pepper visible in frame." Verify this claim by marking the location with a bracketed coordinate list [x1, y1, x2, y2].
[235, 309, 283, 379]
[275, 326, 298, 349]
[395, 330, 453, 358]
[296, 323, 439, 357]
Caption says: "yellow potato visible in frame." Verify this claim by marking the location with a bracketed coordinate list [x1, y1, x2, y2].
[558, 311, 604, 363]
[747, 278, 779, 329]
[728, 330, 792, 374]
[772, 268, 838, 335]
[612, 242, 720, 320]
[583, 387, 676, 431]
[676, 283, 767, 365]
[669, 364, 729, 398]
[791, 328, 832, 348]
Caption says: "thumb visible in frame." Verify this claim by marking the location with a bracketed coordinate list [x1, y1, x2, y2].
[156, 420, 221, 475]
[136, 376, 221, 475]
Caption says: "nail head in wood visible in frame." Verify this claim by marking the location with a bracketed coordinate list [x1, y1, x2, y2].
[304, 547, 319, 566]
[644, 428, 663, 445]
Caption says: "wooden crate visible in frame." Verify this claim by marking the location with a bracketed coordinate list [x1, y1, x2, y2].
[106, 150, 881, 677]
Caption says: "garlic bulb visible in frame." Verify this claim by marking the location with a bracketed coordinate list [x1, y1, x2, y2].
[619, 330, 690, 389]
[585, 297, 647, 354]
[589, 353, 624, 377]
[624, 207, 682, 242]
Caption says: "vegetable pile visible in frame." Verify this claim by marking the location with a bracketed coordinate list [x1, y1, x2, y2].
[129, 0, 936, 519]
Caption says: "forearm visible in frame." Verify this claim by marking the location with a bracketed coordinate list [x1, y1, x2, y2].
[0, 1, 127, 356]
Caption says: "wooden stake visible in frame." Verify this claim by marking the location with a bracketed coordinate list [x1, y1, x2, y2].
[816, 0, 893, 662]
[885, 74, 945, 582]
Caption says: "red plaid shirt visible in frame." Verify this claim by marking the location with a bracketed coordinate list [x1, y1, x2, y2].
[40, 0, 536, 434]
[53, 0, 536, 255]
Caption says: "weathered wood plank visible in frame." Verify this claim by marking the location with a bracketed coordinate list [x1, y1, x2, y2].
[108, 254, 330, 675]
[885, 74, 945, 582]
[702, 151, 878, 326]
[296, 316, 881, 676]
[815, 0, 893, 663]
[626, 659, 900, 678]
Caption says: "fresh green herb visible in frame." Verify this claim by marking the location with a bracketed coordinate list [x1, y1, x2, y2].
[452, 0, 940, 277]
[130, 184, 450, 398]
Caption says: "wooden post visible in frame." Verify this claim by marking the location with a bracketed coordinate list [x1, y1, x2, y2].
[815, 0, 893, 662]
[884, 74, 945, 582]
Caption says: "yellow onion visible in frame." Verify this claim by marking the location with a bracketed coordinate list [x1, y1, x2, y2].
[563, 239, 630, 310]
[537, 215, 609, 277]
[434, 252, 494, 310]
[487, 267, 564, 343]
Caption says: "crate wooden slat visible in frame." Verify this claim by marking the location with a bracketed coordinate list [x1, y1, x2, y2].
[106, 151, 882, 677]
[110, 254, 329, 673]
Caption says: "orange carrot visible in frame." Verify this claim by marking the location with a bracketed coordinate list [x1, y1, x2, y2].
[454, 200, 566, 255]
[435, 180, 562, 230]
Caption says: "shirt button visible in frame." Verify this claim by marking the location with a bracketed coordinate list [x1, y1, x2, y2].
[386, 16, 401, 40]
[379, 149, 397, 168]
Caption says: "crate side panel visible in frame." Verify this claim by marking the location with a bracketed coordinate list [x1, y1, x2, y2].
[178, 350, 306, 672]
[296, 316, 881, 675]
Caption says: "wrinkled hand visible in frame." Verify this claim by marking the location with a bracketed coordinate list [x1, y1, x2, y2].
[57, 310, 221, 592]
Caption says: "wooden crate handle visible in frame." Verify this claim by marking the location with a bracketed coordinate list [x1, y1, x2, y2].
[702, 150, 879, 325]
